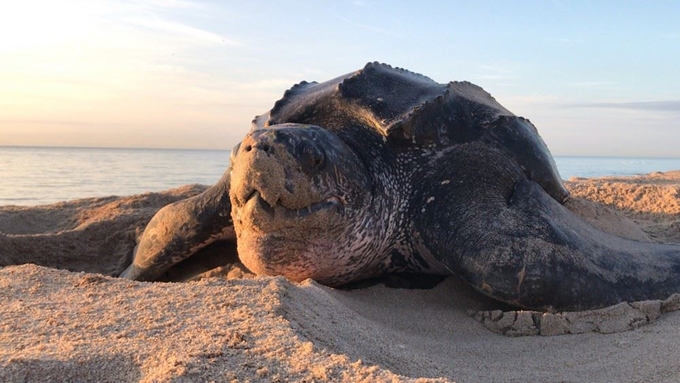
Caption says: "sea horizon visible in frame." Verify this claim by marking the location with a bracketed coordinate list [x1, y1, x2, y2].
[2, 145, 680, 206]
[0, 144, 230, 152]
[3, 144, 679, 158]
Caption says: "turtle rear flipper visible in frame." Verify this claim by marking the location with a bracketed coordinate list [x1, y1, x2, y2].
[414, 144, 680, 312]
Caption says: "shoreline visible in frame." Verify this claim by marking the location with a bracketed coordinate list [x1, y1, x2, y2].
[3, 146, 680, 207]
[1, 171, 679, 382]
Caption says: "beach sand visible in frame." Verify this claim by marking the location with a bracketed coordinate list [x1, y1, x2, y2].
[1, 172, 679, 382]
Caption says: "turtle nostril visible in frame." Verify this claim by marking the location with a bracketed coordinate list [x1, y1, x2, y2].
[262, 144, 271, 153]
[244, 145, 253, 152]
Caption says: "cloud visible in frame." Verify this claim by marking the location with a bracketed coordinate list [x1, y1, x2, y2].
[139, 0, 203, 9]
[474, 63, 518, 83]
[568, 101, 680, 112]
[0, 118, 124, 127]
[124, 17, 238, 45]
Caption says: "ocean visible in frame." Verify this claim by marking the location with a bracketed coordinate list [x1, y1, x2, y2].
[2, 146, 680, 206]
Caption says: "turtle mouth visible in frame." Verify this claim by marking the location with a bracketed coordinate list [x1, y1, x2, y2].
[243, 190, 344, 219]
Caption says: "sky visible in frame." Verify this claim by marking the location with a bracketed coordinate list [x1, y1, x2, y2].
[0, 0, 679, 157]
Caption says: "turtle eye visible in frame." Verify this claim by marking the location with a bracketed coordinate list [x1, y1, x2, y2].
[309, 149, 324, 167]
[298, 140, 326, 174]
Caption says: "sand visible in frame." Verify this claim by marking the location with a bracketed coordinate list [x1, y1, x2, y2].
[1, 172, 680, 382]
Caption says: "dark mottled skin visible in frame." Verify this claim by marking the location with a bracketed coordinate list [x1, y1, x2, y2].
[122, 62, 680, 312]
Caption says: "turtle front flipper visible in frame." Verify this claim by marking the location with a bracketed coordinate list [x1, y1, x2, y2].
[413, 143, 680, 312]
[120, 172, 234, 281]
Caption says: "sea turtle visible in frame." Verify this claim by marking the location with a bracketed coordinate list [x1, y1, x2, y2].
[121, 62, 680, 312]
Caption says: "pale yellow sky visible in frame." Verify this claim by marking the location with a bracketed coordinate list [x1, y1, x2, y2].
[1, 1, 679, 156]
[0, 1, 274, 149]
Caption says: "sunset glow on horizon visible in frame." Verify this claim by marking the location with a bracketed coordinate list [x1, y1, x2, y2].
[1, 0, 679, 156]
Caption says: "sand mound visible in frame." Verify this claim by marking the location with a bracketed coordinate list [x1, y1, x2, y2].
[565, 171, 680, 243]
[0, 185, 207, 276]
[1, 172, 680, 382]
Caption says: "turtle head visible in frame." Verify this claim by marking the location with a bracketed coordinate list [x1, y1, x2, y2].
[230, 124, 386, 285]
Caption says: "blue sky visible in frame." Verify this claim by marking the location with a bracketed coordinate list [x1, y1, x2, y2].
[1, 0, 678, 156]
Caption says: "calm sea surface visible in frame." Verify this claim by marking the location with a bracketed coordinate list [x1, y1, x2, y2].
[1, 146, 230, 206]
[1, 146, 680, 206]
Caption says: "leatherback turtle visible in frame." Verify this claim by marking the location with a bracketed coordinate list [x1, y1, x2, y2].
[121, 62, 680, 312]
